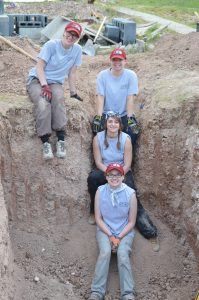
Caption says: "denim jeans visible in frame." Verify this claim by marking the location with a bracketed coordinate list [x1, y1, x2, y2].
[91, 231, 135, 299]
[87, 169, 157, 239]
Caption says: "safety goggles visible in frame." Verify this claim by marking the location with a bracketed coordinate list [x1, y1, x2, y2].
[103, 111, 120, 119]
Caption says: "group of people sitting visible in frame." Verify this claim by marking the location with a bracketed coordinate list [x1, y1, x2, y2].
[87, 113, 158, 300]
[26, 21, 159, 300]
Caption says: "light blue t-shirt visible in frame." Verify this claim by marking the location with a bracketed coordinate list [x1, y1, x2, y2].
[96, 68, 138, 117]
[97, 131, 130, 166]
[98, 183, 135, 237]
[28, 39, 82, 84]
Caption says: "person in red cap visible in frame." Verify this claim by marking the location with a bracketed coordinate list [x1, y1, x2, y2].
[26, 21, 83, 160]
[88, 162, 137, 300]
[92, 47, 140, 146]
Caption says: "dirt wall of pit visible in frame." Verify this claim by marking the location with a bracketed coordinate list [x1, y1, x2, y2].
[0, 96, 93, 299]
[0, 176, 14, 299]
[0, 91, 198, 299]
[135, 75, 199, 261]
[138, 97, 199, 251]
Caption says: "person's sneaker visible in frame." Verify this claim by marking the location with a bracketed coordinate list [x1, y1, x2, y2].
[150, 236, 160, 252]
[56, 140, 66, 158]
[123, 294, 135, 300]
[88, 214, 96, 225]
[43, 142, 54, 160]
[88, 293, 101, 300]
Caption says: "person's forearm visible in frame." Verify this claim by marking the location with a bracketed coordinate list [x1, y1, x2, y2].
[123, 165, 131, 175]
[68, 68, 77, 95]
[96, 95, 105, 116]
[96, 218, 112, 237]
[95, 161, 107, 173]
[36, 61, 47, 86]
[126, 95, 135, 117]
[68, 73, 77, 95]
[118, 222, 134, 239]
[123, 139, 133, 174]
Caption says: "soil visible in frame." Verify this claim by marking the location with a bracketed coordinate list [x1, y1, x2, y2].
[0, 2, 199, 300]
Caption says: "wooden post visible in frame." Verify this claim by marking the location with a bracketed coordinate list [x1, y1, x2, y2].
[94, 16, 106, 43]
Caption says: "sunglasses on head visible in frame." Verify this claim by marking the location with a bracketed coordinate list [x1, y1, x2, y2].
[104, 111, 120, 119]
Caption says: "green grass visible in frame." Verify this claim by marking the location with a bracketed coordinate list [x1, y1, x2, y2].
[97, 0, 199, 27]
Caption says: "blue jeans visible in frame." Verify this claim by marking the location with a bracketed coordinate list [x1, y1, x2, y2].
[91, 231, 135, 299]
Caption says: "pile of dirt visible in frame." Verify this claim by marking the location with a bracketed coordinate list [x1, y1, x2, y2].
[5, 1, 100, 21]
[0, 3, 199, 300]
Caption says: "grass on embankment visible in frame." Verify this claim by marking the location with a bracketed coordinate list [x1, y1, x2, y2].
[98, 0, 199, 28]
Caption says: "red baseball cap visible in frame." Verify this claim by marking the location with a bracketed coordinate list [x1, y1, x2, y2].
[106, 163, 124, 175]
[110, 48, 126, 60]
[65, 21, 82, 38]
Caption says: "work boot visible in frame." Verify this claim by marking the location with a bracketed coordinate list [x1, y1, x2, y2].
[88, 214, 96, 225]
[56, 140, 66, 158]
[43, 142, 54, 160]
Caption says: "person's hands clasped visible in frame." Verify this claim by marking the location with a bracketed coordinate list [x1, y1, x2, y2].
[41, 85, 52, 102]
[109, 235, 121, 253]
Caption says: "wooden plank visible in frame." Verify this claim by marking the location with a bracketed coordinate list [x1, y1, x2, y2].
[94, 16, 106, 43]
[0, 35, 37, 62]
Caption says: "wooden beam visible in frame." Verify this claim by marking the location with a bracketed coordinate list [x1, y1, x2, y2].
[0, 35, 37, 62]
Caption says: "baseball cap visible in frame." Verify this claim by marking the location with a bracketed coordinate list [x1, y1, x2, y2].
[106, 163, 124, 175]
[65, 21, 82, 38]
[110, 48, 126, 60]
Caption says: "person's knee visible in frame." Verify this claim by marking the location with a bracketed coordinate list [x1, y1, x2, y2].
[88, 170, 104, 185]
[136, 210, 157, 239]
[117, 249, 129, 263]
[51, 84, 64, 101]
[87, 171, 96, 184]
[99, 247, 111, 259]
[37, 98, 51, 113]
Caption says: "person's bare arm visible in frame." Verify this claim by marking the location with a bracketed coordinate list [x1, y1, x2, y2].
[36, 59, 47, 86]
[68, 66, 77, 95]
[118, 193, 137, 239]
[123, 137, 133, 174]
[126, 95, 135, 117]
[96, 94, 105, 116]
[95, 189, 112, 236]
[93, 136, 107, 172]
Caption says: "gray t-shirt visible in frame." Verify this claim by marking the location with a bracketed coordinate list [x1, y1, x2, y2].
[96, 68, 138, 116]
[28, 39, 82, 84]
[97, 130, 130, 166]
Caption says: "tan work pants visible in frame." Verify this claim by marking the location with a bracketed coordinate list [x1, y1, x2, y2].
[27, 78, 67, 137]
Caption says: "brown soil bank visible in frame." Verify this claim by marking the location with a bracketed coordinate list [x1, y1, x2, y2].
[0, 32, 199, 299]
